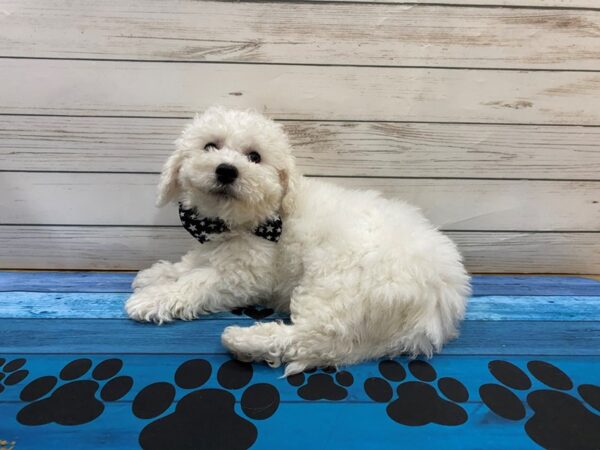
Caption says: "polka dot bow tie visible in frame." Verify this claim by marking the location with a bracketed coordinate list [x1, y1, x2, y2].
[178, 203, 283, 244]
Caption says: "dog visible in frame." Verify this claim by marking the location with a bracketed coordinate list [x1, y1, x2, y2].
[125, 106, 471, 375]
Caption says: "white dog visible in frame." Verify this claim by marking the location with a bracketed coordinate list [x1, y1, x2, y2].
[125, 107, 470, 375]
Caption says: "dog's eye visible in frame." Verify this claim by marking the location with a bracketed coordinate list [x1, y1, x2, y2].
[204, 142, 218, 151]
[247, 151, 261, 164]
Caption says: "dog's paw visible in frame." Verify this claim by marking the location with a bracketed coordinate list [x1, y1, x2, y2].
[222, 325, 283, 368]
[125, 286, 198, 324]
[132, 262, 179, 291]
[125, 289, 172, 323]
[221, 327, 263, 364]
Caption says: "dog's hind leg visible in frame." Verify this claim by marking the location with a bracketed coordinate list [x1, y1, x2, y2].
[222, 277, 371, 375]
[221, 321, 341, 376]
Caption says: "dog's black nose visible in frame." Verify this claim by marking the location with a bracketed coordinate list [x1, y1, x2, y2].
[215, 163, 238, 184]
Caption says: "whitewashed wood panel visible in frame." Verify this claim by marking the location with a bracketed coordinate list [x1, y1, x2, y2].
[312, 1, 597, 6]
[2, 116, 599, 179]
[2, 172, 599, 231]
[449, 232, 600, 273]
[0, 226, 193, 271]
[2, 1, 600, 69]
[2, 59, 600, 124]
[0, 226, 596, 273]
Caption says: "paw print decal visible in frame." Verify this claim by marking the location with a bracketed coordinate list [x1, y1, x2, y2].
[480, 360, 600, 450]
[0, 358, 28, 393]
[287, 367, 354, 400]
[17, 358, 133, 426]
[132, 359, 280, 450]
[364, 360, 468, 426]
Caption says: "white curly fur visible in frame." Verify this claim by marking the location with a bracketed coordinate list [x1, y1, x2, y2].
[125, 106, 471, 376]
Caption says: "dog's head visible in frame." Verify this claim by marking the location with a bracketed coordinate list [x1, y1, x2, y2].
[157, 107, 299, 226]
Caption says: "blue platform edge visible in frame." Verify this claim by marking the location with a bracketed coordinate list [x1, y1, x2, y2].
[0, 272, 599, 450]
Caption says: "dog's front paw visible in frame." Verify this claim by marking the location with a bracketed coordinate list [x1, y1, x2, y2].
[125, 286, 198, 324]
[125, 288, 172, 324]
[132, 261, 179, 291]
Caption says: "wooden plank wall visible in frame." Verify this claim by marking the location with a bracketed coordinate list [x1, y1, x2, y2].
[0, 0, 599, 273]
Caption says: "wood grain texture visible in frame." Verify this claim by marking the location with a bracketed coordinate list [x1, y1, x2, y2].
[0, 291, 278, 320]
[2, 1, 600, 69]
[309, 0, 599, 6]
[2, 291, 598, 321]
[1, 318, 598, 354]
[453, 232, 600, 273]
[0, 271, 138, 293]
[2, 59, 600, 124]
[470, 275, 600, 296]
[0, 226, 597, 272]
[3, 116, 600, 179]
[3, 272, 599, 296]
[3, 172, 599, 231]
[465, 295, 600, 320]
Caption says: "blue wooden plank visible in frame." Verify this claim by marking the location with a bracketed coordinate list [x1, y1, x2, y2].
[471, 275, 600, 296]
[0, 355, 597, 450]
[2, 272, 600, 296]
[2, 292, 600, 321]
[0, 271, 135, 293]
[466, 295, 600, 321]
[0, 319, 598, 355]
[0, 292, 279, 321]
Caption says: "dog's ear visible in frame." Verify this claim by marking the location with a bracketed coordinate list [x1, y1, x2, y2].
[156, 149, 184, 207]
[279, 158, 300, 219]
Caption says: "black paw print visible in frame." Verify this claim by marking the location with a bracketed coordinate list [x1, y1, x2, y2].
[17, 358, 133, 426]
[480, 360, 600, 450]
[365, 360, 468, 426]
[287, 366, 354, 400]
[132, 359, 280, 450]
[0, 358, 28, 393]
[231, 305, 274, 320]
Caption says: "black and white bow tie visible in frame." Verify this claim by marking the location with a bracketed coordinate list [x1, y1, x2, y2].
[178, 203, 282, 244]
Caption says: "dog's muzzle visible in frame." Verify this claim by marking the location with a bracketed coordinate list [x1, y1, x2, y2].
[215, 163, 238, 185]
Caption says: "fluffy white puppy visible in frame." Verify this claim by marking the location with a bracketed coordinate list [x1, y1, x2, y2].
[126, 107, 470, 375]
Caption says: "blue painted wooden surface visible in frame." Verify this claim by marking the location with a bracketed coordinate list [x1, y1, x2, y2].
[1, 319, 599, 355]
[0, 271, 599, 450]
[2, 272, 600, 296]
[1, 354, 598, 403]
[1, 355, 598, 450]
[2, 292, 600, 320]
